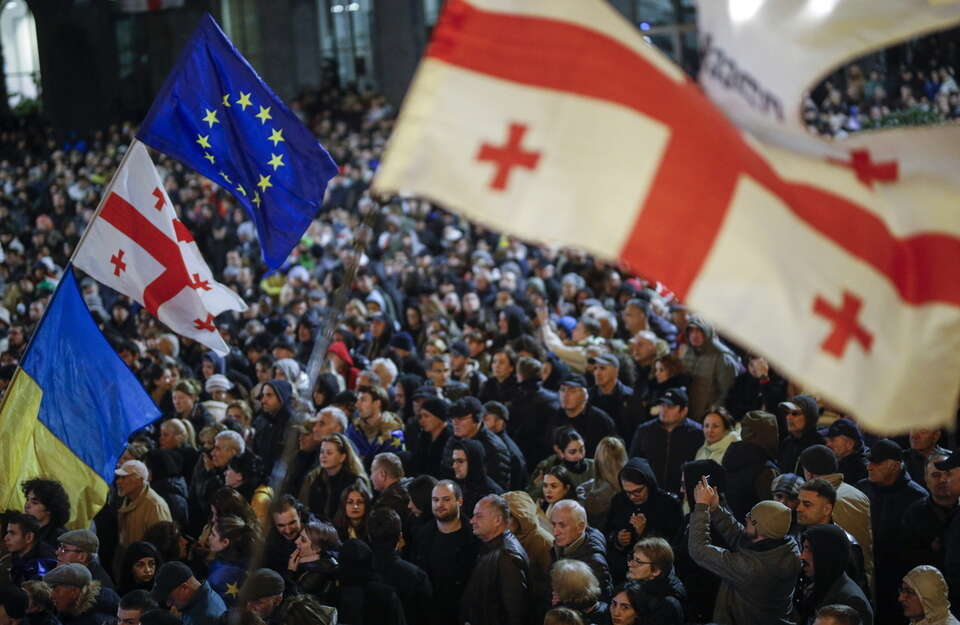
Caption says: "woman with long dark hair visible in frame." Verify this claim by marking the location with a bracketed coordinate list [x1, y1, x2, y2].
[116, 541, 161, 596]
[207, 515, 260, 606]
[332, 480, 373, 542]
[299, 433, 368, 521]
[286, 520, 340, 604]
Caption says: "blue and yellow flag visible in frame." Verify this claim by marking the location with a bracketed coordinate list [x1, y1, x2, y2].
[0, 267, 160, 528]
[136, 13, 339, 269]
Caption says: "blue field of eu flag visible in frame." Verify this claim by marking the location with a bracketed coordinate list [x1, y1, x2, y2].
[137, 13, 339, 269]
[0, 267, 160, 528]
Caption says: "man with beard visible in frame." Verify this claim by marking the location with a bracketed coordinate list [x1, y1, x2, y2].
[797, 525, 873, 625]
[412, 480, 479, 625]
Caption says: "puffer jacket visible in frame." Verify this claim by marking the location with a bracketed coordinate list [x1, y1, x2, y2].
[902, 565, 960, 625]
[680, 315, 741, 420]
[503, 491, 554, 608]
[461, 530, 530, 625]
[688, 503, 801, 625]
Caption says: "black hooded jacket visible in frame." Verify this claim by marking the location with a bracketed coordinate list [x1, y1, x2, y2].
[605, 458, 682, 584]
[798, 524, 873, 625]
[635, 568, 688, 625]
[252, 379, 297, 471]
[443, 423, 512, 491]
[337, 539, 406, 625]
[779, 395, 825, 474]
[508, 378, 559, 465]
[453, 439, 504, 518]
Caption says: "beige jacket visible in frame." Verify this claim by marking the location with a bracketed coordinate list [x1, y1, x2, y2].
[118, 483, 172, 546]
[903, 565, 960, 625]
[821, 472, 875, 597]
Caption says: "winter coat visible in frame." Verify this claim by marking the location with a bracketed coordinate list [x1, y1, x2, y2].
[207, 558, 246, 608]
[820, 472, 875, 597]
[902, 565, 960, 625]
[347, 410, 405, 467]
[337, 539, 407, 625]
[589, 380, 636, 443]
[503, 491, 554, 608]
[634, 569, 687, 625]
[528, 455, 595, 501]
[723, 410, 780, 521]
[838, 451, 869, 486]
[453, 438, 504, 518]
[628, 415, 704, 495]
[797, 524, 873, 625]
[688, 503, 801, 625]
[901, 498, 956, 572]
[605, 458, 682, 585]
[299, 465, 364, 522]
[725, 367, 789, 420]
[371, 545, 433, 625]
[461, 530, 530, 625]
[680, 315, 741, 421]
[55, 581, 115, 625]
[577, 477, 618, 530]
[478, 373, 521, 406]
[411, 425, 451, 479]
[695, 429, 740, 464]
[553, 525, 613, 600]
[546, 404, 617, 459]
[117, 483, 172, 547]
[509, 378, 560, 465]
[251, 379, 297, 471]
[496, 428, 529, 491]
[443, 424, 512, 491]
[286, 555, 338, 605]
[180, 580, 227, 625]
[779, 394, 825, 474]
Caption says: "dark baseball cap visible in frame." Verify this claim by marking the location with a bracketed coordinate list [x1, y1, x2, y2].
[658, 388, 688, 407]
[559, 373, 588, 389]
[151, 561, 192, 604]
[450, 341, 470, 358]
[867, 438, 903, 463]
[934, 451, 960, 471]
[825, 418, 862, 445]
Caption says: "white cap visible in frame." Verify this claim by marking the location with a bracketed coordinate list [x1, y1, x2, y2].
[205, 374, 233, 393]
[115, 460, 149, 481]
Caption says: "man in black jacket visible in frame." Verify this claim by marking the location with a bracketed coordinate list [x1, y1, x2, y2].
[368, 508, 433, 625]
[482, 401, 528, 491]
[546, 374, 616, 458]
[858, 439, 928, 625]
[462, 494, 530, 625]
[442, 397, 511, 490]
[587, 352, 635, 442]
[824, 418, 869, 486]
[934, 450, 960, 616]
[450, 439, 503, 520]
[252, 379, 298, 475]
[629, 388, 704, 495]
[412, 480, 479, 625]
[550, 500, 612, 599]
[509, 356, 559, 465]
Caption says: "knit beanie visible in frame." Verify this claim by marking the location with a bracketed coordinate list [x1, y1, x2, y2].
[799, 445, 838, 476]
[749, 500, 791, 539]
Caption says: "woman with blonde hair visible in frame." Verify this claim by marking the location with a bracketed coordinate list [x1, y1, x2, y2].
[299, 433, 369, 521]
[577, 436, 628, 528]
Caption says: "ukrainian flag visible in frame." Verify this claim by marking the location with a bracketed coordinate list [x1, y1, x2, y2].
[0, 267, 160, 528]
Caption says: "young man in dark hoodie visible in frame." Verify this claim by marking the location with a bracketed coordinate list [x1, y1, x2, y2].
[450, 439, 503, 520]
[252, 379, 297, 474]
[443, 397, 511, 490]
[798, 524, 874, 625]
[629, 388, 704, 495]
[779, 394, 826, 475]
[605, 457, 683, 585]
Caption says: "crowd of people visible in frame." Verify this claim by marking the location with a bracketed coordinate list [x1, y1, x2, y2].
[806, 27, 960, 138]
[0, 67, 958, 625]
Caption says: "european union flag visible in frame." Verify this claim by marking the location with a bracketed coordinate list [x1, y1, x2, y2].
[137, 13, 339, 269]
[0, 267, 160, 528]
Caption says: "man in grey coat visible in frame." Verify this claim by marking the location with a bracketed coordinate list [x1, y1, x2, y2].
[689, 477, 802, 625]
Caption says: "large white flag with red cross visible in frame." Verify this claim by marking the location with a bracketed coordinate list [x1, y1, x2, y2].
[372, 0, 960, 433]
[74, 140, 247, 355]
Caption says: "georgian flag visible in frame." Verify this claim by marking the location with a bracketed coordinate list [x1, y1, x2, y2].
[74, 140, 247, 355]
[372, 0, 960, 433]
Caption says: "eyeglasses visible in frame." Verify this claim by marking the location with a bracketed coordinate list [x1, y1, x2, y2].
[629, 555, 653, 565]
[624, 485, 647, 497]
[56, 545, 83, 554]
[787, 410, 803, 416]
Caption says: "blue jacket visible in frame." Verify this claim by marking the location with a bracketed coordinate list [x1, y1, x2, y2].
[182, 581, 227, 625]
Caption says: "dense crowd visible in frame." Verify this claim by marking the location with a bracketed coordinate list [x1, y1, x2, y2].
[807, 27, 960, 137]
[0, 73, 958, 625]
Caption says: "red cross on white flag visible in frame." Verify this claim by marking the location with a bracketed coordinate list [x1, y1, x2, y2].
[372, 0, 960, 433]
[74, 140, 247, 355]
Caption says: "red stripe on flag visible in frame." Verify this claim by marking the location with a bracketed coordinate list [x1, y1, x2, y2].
[148, 0, 162, 10]
[100, 192, 193, 314]
[428, 0, 960, 306]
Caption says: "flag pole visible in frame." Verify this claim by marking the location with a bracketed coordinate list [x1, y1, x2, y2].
[65, 137, 143, 268]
